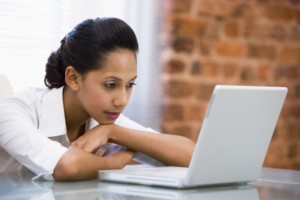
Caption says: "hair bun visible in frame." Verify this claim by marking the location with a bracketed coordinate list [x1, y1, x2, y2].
[44, 51, 65, 89]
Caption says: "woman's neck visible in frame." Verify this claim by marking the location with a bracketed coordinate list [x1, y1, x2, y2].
[63, 86, 90, 142]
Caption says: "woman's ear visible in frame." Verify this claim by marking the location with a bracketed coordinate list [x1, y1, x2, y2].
[65, 66, 81, 91]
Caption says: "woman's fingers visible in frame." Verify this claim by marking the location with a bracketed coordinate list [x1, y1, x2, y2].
[71, 125, 111, 152]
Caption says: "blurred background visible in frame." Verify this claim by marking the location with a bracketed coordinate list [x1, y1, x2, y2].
[0, 0, 299, 170]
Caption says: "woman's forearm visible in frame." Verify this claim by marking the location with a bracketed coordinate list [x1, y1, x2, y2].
[109, 125, 195, 167]
[53, 146, 135, 181]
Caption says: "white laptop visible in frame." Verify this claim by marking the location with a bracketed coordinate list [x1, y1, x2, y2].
[98, 85, 287, 188]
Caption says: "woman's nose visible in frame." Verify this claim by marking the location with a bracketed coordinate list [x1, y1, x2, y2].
[113, 90, 129, 107]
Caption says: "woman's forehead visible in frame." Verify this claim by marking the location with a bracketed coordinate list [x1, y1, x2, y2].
[97, 49, 137, 72]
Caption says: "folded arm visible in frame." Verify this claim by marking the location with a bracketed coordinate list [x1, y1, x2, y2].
[110, 125, 195, 167]
[72, 124, 195, 169]
[53, 146, 135, 181]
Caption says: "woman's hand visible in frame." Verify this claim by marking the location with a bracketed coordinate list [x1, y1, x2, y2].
[70, 124, 137, 168]
[71, 124, 112, 153]
[103, 149, 136, 169]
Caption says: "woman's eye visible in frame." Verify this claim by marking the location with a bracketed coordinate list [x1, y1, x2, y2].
[105, 82, 116, 89]
[126, 82, 136, 88]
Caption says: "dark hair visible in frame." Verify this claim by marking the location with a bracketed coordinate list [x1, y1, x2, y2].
[44, 17, 139, 89]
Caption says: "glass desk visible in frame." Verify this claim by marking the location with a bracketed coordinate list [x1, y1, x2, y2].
[0, 167, 299, 200]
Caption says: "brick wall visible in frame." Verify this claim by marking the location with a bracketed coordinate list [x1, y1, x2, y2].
[160, 0, 300, 170]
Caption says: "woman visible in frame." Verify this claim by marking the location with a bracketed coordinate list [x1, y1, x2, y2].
[0, 18, 195, 181]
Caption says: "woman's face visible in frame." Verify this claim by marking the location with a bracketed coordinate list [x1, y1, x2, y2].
[77, 49, 137, 124]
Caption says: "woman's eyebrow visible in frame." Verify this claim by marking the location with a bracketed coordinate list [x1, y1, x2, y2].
[105, 76, 122, 81]
[104, 76, 138, 81]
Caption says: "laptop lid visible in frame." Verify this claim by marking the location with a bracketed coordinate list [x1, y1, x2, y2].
[184, 85, 287, 186]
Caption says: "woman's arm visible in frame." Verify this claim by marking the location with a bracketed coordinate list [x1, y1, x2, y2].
[110, 125, 195, 167]
[72, 124, 195, 167]
[53, 146, 136, 181]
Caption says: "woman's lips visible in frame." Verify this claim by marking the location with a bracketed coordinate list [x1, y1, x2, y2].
[105, 112, 120, 120]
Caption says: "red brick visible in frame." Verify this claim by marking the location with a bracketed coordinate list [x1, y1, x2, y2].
[287, 0, 300, 6]
[280, 46, 300, 62]
[186, 104, 205, 121]
[196, 84, 215, 101]
[285, 65, 299, 80]
[289, 123, 300, 139]
[243, 21, 288, 42]
[191, 61, 201, 75]
[257, 63, 271, 81]
[295, 84, 300, 98]
[214, 41, 245, 57]
[263, 5, 295, 21]
[273, 122, 289, 139]
[273, 64, 300, 80]
[288, 25, 300, 42]
[279, 103, 291, 119]
[165, 79, 195, 98]
[224, 20, 239, 38]
[269, 24, 287, 41]
[172, 17, 208, 37]
[247, 43, 277, 59]
[222, 63, 239, 78]
[161, 104, 184, 121]
[198, 40, 211, 56]
[199, 60, 221, 77]
[240, 66, 255, 81]
[265, 141, 288, 162]
[165, 59, 186, 74]
[296, 9, 300, 23]
[291, 103, 300, 118]
[171, 0, 192, 13]
[243, 21, 269, 39]
[288, 144, 298, 159]
[197, 0, 215, 16]
[231, 2, 254, 18]
[273, 65, 285, 80]
[198, 0, 232, 18]
[172, 37, 194, 53]
[206, 19, 223, 40]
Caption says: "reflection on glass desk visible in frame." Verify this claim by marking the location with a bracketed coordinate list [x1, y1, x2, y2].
[0, 168, 299, 200]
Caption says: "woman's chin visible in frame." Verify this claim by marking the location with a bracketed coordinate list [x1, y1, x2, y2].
[95, 118, 116, 125]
